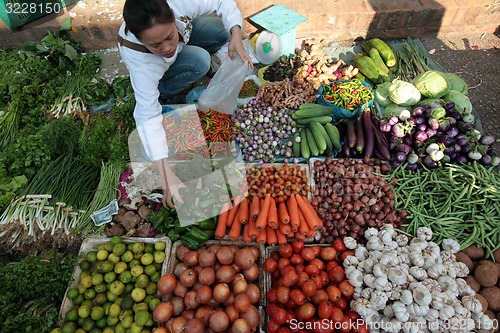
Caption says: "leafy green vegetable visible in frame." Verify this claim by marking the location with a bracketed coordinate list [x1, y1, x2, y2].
[112, 76, 134, 101]
[412, 70, 450, 99]
[78, 114, 129, 168]
[81, 77, 113, 105]
[443, 72, 468, 95]
[40, 116, 83, 159]
[111, 95, 136, 133]
[388, 79, 421, 106]
[0, 249, 78, 333]
[443, 90, 473, 115]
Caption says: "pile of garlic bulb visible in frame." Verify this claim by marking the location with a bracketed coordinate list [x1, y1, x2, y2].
[342, 225, 496, 333]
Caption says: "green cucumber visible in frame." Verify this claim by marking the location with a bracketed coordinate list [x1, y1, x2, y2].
[292, 104, 333, 119]
[309, 122, 328, 151]
[325, 123, 342, 151]
[305, 128, 319, 157]
[295, 116, 333, 125]
[368, 47, 391, 76]
[299, 131, 310, 159]
[352, 54, 390, 84]
[362, 38, 397, 67]
[292, 132, 301, 157]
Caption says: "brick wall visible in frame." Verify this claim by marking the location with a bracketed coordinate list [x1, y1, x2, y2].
[0, 0, 498, 49]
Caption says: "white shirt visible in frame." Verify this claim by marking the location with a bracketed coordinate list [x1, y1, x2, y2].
[118, 0, 242, 161]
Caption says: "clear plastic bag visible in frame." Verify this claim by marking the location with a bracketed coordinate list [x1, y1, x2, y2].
[198, 55, 251, 115]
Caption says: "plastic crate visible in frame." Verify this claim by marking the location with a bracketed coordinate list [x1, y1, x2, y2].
[59, 235, 172, 323]
[0, 0, 78, 30]
[168, 240, 267, 332]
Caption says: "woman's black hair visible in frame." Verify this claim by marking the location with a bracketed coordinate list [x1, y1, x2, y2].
[123, 0, 175, 40]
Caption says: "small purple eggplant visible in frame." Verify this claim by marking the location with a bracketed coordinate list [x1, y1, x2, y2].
[455, 155, 469, 165]
[388, 116, 399, 126]
[395, 143, 413, 154]
[392, 123, 406, 138]
[391, 160, 401, 168]
[456, 121, 473, 133]
[480, 135, 496, 146]
[415, 116, 426, 125]
[428, 118, 440, 130]
[412, 106, 425, 118]
[444, 102, 455, 112]
[455, 135, 468, 146]
[442, 136, 457, 148]
[394, 151, 408, 163]
[406, 163, 419, 171]
[380, 123, 392, 132]
[447, 127, 459, 138]
[439, 118, 451, 132]
[423, 155, 438, 168]
[418, 124, 428, 132]
[415, 131, 428, 142]
[479, 154, 493, 166]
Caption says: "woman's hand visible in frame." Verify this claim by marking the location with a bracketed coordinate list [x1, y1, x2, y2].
[155, 158, 186, 208]
[228, 25, 253, 68]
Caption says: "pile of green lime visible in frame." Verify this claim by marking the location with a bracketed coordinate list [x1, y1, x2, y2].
[51, 236, 168, 333]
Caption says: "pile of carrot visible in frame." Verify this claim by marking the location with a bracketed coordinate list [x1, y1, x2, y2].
[215, 193, 323, 245]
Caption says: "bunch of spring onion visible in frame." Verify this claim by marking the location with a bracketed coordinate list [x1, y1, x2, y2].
[380, 100, 499, 169]
[232, 99, 295, 163]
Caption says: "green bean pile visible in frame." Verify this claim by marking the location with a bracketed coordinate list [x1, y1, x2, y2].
[387, 162, 500, 258]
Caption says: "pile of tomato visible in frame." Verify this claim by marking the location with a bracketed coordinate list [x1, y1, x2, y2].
[263, 239, 368, 333]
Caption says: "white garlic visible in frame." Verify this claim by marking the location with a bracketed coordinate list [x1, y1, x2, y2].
[438, 276, 459, 295]
[422, 255, 438, 270]
[410, 239, 427, 252]
[412, 284, 432, 306]
[388, 286, 403, 300]
[476, 313, 495, 332]
[441, 239, 460, 253]
[383, 303, 395, 318]
[385, 240, 399, 250]
[401, 289, 413, 305]
[462, 295, 483, 314]
[380, 228, 395, 243]
[369, 250, 383, 260]
[395, 233, 409, 246]
[374, 276, 389, 290]
[343, 255, 359, 267]
[440, 250, 456, 263]
[422, 278, 442, 293]
[439, 305, 455, 320]
[364, 227, 379, 238]
[367, 237, 384, 251]
[454, 262, 469, 278]
[364, 310, 382, 324]
[347, 269, 364, 287]
[355, 246, 368, 261]
[353, 286, 362, 299]
[363, 274, 376, 288]
[395, 310, 410, 322]
[453, 303, 468, 317]
[343, 236, 357, 250]
[425, 308, 440, 322]
[410, 266, 428, 280]
[416, 226, 433, 240]
[427, 263, 447, 279]
[360, 287, 373, 299]
[456, 278, 475, 297]
[353, 298, 372, 317]
[370, 289, 389, 311]
[410, 251, 425, 267]
[402, 321, 421, 333]
[444, 262, 457, 278]
[388, 267, 408, 286]
[373, 263, 388, 277]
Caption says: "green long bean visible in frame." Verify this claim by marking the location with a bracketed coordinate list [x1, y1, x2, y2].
[387, 162, 500, 259]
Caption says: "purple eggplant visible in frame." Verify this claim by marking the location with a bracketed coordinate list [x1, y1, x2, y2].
[406, 163, 419, 171]
[392, 123, 406, 138]
[456, 121, 473, 133]
[453, 144, 462, 153]
[442, 136, 457, 148]
[444, 146, 456, 156]
[455, 135, 467, 146]
[418, 124, 428, 132]
[428, 118, 440, 130]
[480, 135, 496, 146]
[395, 143, 413, 154]
[444, 102, 455, 112]
[391, 160, 401, 168]
[448, 109, 462, 121]
[415, 131, 428, 142]
[479, 154, 493, 166]
[447, 127, 459, 138]
[388, 116, 399, 126]
[380, 123, 392, 132]
[439, 118, 451, 132]
[407, 118, 418, 126]
[363, 109, 375, 158]
[456, 155, 469, 165]
[426, 129, 437, 138]
[412, 106, 425, 118]
[415, 116, 426, 125]
[461, 142, 470, 153]
[423, 155, 438, 168]
[394, 151, 407, 163]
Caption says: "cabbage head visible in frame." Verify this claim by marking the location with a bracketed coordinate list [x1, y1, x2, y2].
[374, 82, 392, 107]
[412, 70, 450, 98]
[443, 90, 472, 115]
[383, 103, 409, 118]
[388, 79, 421, 106]
[443, 73, 468, 95]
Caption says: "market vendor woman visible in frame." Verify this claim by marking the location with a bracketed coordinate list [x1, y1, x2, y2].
[119, 0, 252, 208]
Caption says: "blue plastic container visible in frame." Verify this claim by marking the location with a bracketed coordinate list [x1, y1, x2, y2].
[316, 80, 374, 120]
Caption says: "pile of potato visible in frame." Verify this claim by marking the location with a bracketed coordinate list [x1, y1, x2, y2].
[456, 245, 500, 329]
